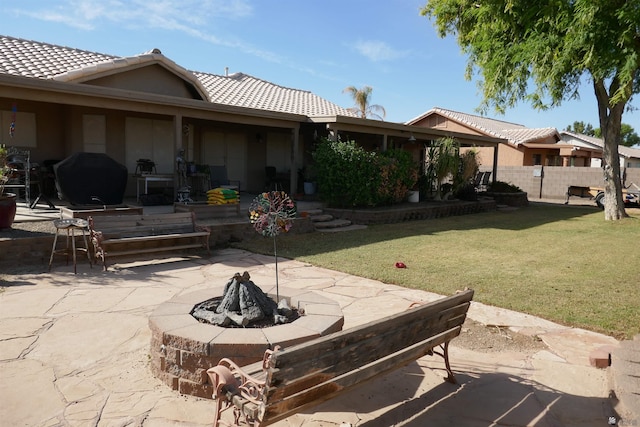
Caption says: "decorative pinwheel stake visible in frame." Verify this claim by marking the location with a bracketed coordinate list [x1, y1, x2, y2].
[248, 191, 297, 300]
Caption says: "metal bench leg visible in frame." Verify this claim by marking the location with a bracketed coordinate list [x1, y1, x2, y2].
[430, 341, 457, 384]
[81, 229, 92, 268]
[48, 232, 59, 272]
[442, 341, 456, 383]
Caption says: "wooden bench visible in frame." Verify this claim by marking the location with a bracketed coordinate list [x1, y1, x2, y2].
[206, 289, 474, 427]
[88, 211, 210, 270]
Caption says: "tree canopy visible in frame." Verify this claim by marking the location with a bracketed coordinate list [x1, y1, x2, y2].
[422, 0, 640, 220]
[607, 124, 640, 147]
[565, 121, 596, 137]
[343, 85, 387, 120]
[566, 121, 640, 147]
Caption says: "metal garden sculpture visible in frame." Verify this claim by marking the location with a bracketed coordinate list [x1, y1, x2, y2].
[248, 191, 296, 300]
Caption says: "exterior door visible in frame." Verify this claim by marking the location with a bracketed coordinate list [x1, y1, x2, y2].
[202, 130, 246, 190]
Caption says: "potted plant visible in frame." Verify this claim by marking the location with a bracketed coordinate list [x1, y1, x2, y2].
[0, 144, 18, 229]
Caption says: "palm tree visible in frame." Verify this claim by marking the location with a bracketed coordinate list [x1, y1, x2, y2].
[342, 85, 386, 120]
[432, 137, 459, 200]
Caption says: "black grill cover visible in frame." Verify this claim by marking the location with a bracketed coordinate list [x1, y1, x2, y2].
[54, 153, 128, 205]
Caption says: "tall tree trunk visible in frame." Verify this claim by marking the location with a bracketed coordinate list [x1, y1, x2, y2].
[594, 80, 627, 220]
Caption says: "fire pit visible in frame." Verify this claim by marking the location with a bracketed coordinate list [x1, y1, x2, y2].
[149, 277, 344, 398]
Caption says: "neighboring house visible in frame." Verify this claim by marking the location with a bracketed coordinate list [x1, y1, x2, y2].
[0, 35, 502, 201]
[560, 131, 640, 169]
[407, 107, 602, 168]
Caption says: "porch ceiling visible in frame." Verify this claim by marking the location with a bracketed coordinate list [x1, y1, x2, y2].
[522, 142, 602, 156]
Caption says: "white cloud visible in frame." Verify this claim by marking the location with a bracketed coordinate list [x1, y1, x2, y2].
[15, 0, 253, 31]
[11, 0, 284, 61]
[7, 1, 336, 81]
[352, 40, 408, 62]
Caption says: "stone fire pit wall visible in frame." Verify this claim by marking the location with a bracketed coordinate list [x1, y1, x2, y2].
[149, 285, 344, 398]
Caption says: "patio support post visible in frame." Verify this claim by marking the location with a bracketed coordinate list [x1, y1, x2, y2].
[326, 124, 338, 141]
[492, 143, 499, 185]
[290, 124, 300, 195]
[173, 114, 183, 199]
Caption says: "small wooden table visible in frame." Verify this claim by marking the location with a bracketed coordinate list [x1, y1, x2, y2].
[48, 218, 92, 274]
[136, 175, 174, 202]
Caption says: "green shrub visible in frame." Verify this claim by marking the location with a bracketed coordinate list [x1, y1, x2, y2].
[312, 139, 418, 207]
[487, 181, 523, 193]
[376, 149, 418, 205]
[454, 182, 478, 201]
[313, 139, 377, 207]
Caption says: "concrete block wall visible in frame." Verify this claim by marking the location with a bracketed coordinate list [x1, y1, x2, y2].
[484, 167, 640, 201]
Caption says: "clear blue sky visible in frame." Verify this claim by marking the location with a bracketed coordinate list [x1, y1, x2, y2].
[2, 0, 638, 132]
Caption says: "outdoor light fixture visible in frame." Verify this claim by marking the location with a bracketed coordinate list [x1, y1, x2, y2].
[408, 134, 416, 142]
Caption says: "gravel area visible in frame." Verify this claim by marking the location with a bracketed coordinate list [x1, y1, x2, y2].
[0, 220, 56, 238]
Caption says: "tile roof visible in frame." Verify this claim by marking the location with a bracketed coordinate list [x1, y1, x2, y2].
[194, 71, 354, 117]
[0, 35, 355, 118]
[561, 131, 640, 159]
[0, 36, 116, 78]
[408, 107, 559, 145]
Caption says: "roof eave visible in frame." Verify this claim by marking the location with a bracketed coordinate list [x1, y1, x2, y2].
[309, 114, 506, 146]
[0, 73, 306, 122]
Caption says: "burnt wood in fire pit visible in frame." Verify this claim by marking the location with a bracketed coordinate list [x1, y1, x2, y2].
[192, 272, 293, 327]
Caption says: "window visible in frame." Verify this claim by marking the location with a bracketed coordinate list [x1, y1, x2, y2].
[533, 154, 542, 165]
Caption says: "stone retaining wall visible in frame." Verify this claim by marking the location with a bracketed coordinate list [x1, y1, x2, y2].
[485, 192, 529, 207]
[324, 199, 496, 225]
[0, 217, 315, 270]
[1, 201, 493, 270]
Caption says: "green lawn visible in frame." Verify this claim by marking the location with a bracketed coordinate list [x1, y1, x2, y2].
[234, 204, 640, 340]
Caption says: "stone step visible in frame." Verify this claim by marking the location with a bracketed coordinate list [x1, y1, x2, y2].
[317, 224, 368, 233]
[300, 209, 324, 217]
[313, 219, 352, 229]
[310, 214, 333, 222]
[302, 208, 366, 232]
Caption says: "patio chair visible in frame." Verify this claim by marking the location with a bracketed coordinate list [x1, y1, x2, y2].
[265, 166, 285, 191]
[476, 171, 491, 192]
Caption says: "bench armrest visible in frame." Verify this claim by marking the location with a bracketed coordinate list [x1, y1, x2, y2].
[207, 348, 278, 426]
[195, 224, 211, 234]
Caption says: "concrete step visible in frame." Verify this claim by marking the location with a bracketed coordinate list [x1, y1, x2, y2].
[609, 339, 640, 423]
[317, 224, 368, 233]
[313, 219, 352, 229]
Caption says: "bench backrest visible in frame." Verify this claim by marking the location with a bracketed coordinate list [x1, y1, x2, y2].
[89, 212, 197, 238]
[261, 289, 474, 423]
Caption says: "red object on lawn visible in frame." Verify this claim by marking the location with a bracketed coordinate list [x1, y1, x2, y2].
[395, 262, 406, 268]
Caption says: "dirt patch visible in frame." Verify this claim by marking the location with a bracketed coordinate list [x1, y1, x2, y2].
[454, 319, 547, 353]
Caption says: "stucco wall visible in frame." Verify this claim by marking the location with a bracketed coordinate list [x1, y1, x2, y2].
[485, 166, 640, 201]
[475, 144, 524, 167]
